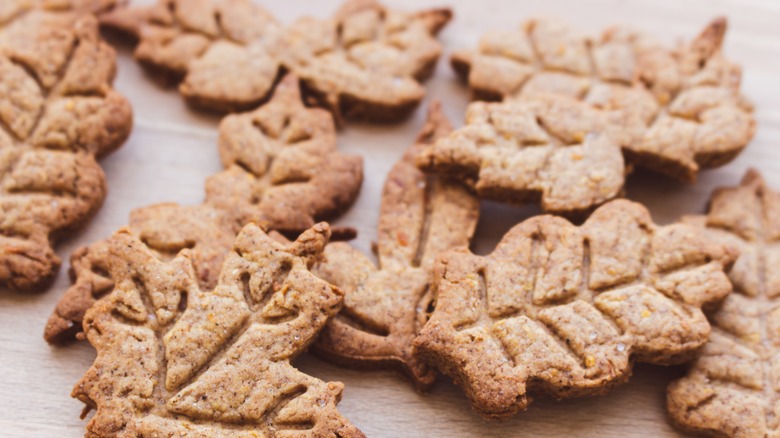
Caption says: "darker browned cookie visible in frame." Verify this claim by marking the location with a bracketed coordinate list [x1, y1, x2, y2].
[0, 10, 133, 292]
[74, 222, 364, 437]
[44, 204, 235, 343]
[99, 0, 451, 122]
[668, 170, 780, 437]
[44, 74, 363, 343]
[419, 18, 754, 215]
[414, 199, 736, 419]
[312, 102, 479, 390]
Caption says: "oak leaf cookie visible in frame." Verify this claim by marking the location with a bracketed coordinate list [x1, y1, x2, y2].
[280, 0, 451, 123]
[0, 13, 132, 291]
[312, 102, 479, 390]
[44, 74, 363, 343]
[420, 18, 755, 213]
[73, 222, 365, 437]
[414, 199, 736, 419]
[99, 0, 451, 122]
[417, 96, 628, 215]
[101, 0, 284, 112]
[668, 170, 780, 438]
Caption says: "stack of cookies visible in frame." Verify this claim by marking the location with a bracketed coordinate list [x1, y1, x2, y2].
[0, 0, 773, 436]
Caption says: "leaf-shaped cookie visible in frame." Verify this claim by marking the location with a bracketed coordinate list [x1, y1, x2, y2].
[102, 0, 284, 112]
[44, 74, 363, 343]
[312, 102, 479, 390]
[74, 222, 364, 437]
[417, 96, 628, 216]
[667, 170, 780, 437]
[0, 13, 132, 291]
[44, 204, 236, 343]
[414, 199, 736, 419]
[211, 74, 363, 232]
[100, 0, 450, 122]
[280, 0, 451, 123]
[419, 18, 754, 214]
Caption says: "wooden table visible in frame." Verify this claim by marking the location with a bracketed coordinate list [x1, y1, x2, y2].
[2, 0, 778, 436]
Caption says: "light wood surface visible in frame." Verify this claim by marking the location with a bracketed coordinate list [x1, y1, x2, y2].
[2, 0, 779, 436]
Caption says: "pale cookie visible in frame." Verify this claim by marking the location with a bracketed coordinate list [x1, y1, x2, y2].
[73, 222, 365, 437]
[44, 74, 363, 343]
[414, 199, 736, 419]
[668, 170, 780, 438]
[0, 13, 132, 291]
[312, 102, 479, 390]
[426, 18, 753, 199]
[100, 0, 451, 122]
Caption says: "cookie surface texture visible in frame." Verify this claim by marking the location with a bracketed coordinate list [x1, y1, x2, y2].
[414, 199, 736, 419]
[426, 18, 753, 202]
[0, 11, 132, 291]
[100, 0, 451, 122]
[73, 222, 365, 437]
[668, 170, 780, 438]
[312, 102, 479, 390]
[44, 74, 363, 343]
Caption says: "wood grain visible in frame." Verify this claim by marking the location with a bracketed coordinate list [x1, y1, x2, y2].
[1, 0, 779, 436]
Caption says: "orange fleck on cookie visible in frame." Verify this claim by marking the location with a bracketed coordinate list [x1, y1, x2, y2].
[419, 18, 754, 214]
[0, 10, 132, 291]
[100, 0, 451, 123]
[668, 170, 780, 438]
[73, 222, 364, 437]
[44, 74, 362, 343]
[312, 102, 479, 390]
[414, 199, 736, 419]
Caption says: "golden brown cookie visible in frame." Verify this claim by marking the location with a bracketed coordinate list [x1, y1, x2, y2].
[44, 74, 363, 343]
[668, 170, 780, 437]
[417, 96, 627, 216]
[73, 222, 365, 437]
[44, 204, 236, 343]
[414, 199, 736, 419]
[100, 0, 451, 122]
[101, 0, 284, 112]
[312, 102, 479, 391]
[210, 74, 364, 233]
[420, 18, 755, 214]
[280, 0, 451, 123]
[0, 11, 132, 292]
